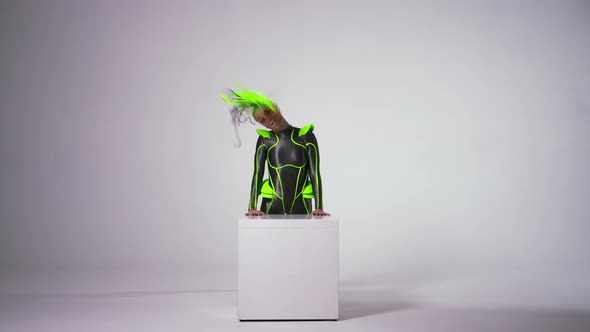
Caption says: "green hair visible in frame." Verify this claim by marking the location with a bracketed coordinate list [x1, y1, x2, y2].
[221, 84, 277, 126]
[221, 84, 278, 147]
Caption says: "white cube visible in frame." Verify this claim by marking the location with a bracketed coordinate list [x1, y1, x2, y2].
[238, 215, 339, 320]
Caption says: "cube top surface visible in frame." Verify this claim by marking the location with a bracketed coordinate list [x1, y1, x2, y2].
[239, 215, 338, 228]
[240, 214, 337, 220]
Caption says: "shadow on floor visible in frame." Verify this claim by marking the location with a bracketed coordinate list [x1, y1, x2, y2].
[381, 307, 590, 332]
[339, 287, 418, 320]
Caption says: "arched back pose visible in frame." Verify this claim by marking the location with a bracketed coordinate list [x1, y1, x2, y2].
[221, 85, 330, 216]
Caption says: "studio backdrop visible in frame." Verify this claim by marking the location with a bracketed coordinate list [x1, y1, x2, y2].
[1, 0, 589, 309]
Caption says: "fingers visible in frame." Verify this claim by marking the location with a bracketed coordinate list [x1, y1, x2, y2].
[248, 210, 333, 216]
[245, 210, 266, 216]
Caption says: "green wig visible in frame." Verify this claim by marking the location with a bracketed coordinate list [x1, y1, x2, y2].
[221, 84, 278, 129]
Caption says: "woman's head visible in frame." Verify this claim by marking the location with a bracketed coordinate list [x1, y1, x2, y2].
[221, 84, 286, 131]
[253, 106, 288, 131]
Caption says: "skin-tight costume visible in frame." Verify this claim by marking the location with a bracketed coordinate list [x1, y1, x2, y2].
[249, 124, 323, 215]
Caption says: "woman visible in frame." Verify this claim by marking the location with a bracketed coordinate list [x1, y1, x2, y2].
[221, 85, 330, 216]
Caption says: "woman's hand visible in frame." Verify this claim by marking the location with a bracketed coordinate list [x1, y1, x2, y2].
[246, 209, 266, 216]
[312, 209, 330, 216]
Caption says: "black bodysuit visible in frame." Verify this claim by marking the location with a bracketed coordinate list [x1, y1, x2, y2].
[249, 124, 323, 214]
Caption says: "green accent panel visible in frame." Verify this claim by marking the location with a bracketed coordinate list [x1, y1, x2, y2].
[256, 129, 271, 138]
[302, 182, 313, 198]
[298, 123, 315, 136]
[260, 179, 274, 198]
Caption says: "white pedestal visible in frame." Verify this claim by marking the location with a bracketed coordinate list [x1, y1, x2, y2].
[238, 215, 339, 321]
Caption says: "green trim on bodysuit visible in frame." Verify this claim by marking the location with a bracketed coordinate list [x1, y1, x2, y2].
[249, 124, 323, 214]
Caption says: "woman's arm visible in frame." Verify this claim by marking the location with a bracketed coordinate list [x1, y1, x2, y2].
[306, 132, 329, 215]
[247, 135, 267, 215]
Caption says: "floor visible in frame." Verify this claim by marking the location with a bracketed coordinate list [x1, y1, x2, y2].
[2, 286, 589, 332]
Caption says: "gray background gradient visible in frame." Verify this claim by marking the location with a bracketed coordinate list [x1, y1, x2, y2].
[1, 0, 589, 313]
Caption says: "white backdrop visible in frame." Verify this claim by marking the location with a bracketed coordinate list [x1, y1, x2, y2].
[1, 0, 589, 309]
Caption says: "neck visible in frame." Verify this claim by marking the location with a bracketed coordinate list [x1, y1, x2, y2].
[276, 119, 290, 132]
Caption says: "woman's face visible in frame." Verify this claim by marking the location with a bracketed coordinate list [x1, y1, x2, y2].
[254, 107, 284, 131]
